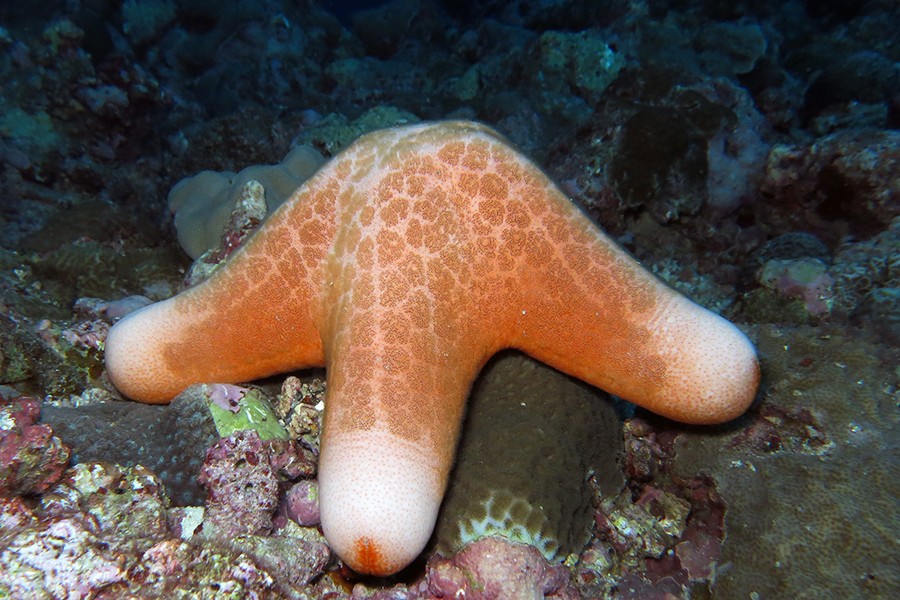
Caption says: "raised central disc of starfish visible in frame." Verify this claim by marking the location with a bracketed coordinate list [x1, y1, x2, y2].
[105, 121, 759, 576]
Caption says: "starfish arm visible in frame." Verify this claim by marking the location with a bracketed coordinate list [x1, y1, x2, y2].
[317, 318, 482, 575]
[315, 122, 759, 574]
[316, 276, 490, 574]
[313, 139, 501, 573]
[105, 188, 332, 404]
[389, 121, 759, 424]
[506, 184, 760, 424]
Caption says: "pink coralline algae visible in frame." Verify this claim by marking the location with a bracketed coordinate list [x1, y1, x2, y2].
[644, 480, 725, 586]
[59, 319, 110, 352]
[198, 429, 281, 538]
[284, 479, 320, 527]
[426, 536, 580, 599]
[0, 395, 70, 495]
[574, 418, 728, 597]
[193, 430, 329, 595]
[207, 382, 253, 413]
[728, 403, 830, 455]
[757, 258, 834, 317]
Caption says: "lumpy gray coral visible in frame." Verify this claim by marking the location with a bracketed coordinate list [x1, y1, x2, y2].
[39, 392, 218, 506]
[433, 352, 623, 562]
[761, 130, 900, 240]
[829, 218, 900, 341]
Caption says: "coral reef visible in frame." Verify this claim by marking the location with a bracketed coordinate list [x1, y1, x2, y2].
[0, 395, 70, 495]
[103, 120, 760, 579]
[761, 130, 900, 241]
[181, 180, 270, 285]
[284, 479, 320, 527]
[829, 217, 900, 342]
[750, 257, 834, 321]
[204, 384, 291, 441]
[1, 0, 898, 596]
[198, 429, 281, 538]
[536, 29, 624, 102]
[273, 374, 326, 453]
[427, 536, 580, 599]
[0, 396, 332, 599]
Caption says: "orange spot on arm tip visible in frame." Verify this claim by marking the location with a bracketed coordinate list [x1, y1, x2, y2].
[352, 537, 390, 575]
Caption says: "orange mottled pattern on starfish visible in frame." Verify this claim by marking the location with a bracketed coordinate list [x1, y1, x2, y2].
[105, 120, 759, 577]
[311, 126, 665, 452]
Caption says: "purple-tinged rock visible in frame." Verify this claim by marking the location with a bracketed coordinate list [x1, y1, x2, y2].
[0, 395, 70, 496]
[284, 479, 320, 527]
[73, 295, 153, 321]
[198, 430, 280, 538]
[427, 536, 579, 599]
[0, 495, 37, 531]
[132, 539, 278, 598]
[268, 439, 317, 480]
[231, 522, 331, 592]
[0, 513, 127, 597]
[762, 130, 900, 240]
[758, 257, 834, 317]
[207, 383, 251, 413]
[167, 505, 205, 540]
[60, 319, 109, 352]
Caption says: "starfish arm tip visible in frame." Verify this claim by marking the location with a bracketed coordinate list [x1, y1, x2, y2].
[319, 430, 444, 576]
[654, 304, 761, 424]
[105, 300, 182, 404]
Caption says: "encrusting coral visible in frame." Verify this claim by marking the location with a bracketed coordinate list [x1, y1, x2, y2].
[433, 351, 623, 563]
[39, 391, 218, 506]
[104, 120, 760, 575]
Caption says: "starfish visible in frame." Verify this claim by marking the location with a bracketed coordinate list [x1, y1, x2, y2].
[105, 121, 760, 576]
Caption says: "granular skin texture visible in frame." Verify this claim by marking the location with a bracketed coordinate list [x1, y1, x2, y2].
[105, 121, 759, 575]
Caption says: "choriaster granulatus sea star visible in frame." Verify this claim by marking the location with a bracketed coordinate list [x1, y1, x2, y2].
[105, 120, 760, 575]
